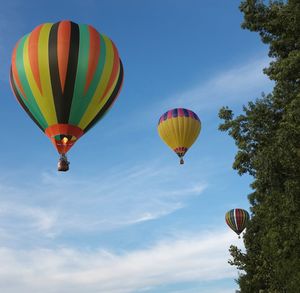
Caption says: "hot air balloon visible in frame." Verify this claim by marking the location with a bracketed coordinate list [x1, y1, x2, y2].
[10, 20, 123, 171]
[225, 208, 250, 238]
[157, 108, 201, 164]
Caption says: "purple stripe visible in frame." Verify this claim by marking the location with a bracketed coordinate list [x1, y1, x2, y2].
[193, 112, 200, 121]
[182, 108, 189, 117]
[158, 108, 200, 125]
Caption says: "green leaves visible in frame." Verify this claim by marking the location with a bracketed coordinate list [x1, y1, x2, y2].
[220, 0, 300, 291]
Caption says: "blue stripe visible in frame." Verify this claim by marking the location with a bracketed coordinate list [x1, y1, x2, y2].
[193, 112, 200, 121]
[183, 108, 189, 117]
[163, 112, 168, 120]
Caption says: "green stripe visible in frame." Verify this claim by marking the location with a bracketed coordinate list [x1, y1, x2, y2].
[68, 24, 89, 124]
[69, 31, 107, 125]
[16, 35, 48, 130]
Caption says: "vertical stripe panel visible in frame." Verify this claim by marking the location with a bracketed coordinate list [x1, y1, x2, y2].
[11, 42, 27, 99]
[68, 24, 90, 123]
[77, 35, 115, 129]
[16, 35, 48, 129]
[69, 33, 105, 125]
[24, 36, 55, 126]
[10, 68, 44, 131]
[84, 25, 100, 94]
[84, 60, 123, 132]
[39, 23, 58, 125]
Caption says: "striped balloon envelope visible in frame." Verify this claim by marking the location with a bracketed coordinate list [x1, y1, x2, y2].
[225, 208, 250, 238]
[10, 20, 123, 168]
[157, 108, 201, 164]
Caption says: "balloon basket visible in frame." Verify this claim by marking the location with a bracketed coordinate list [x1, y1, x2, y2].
[58, 155, 70, 172]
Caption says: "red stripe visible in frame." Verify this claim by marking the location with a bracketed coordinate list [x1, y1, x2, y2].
[28, 24, 43, 94]
[187, 110, 194, 118]
[11, 42, 27, 100]
[235, 209, 242, 232]
[98, 42, 120, 103]
[178, 108, 184, 117]
[84, 25, 100, 95]
[167, 111, 172, 119]
[57, 21, 71, 93]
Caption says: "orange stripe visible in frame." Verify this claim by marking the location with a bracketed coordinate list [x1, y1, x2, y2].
[84, 25, 100, 95]
[45, 123, 84, 138]
[28, 24, 43, 94]
[57, 20, 71, 93]
[11, 42, 27, 100]
[99, 42, 120, 103]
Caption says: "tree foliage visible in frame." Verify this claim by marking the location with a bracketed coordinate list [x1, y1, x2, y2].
[219, 1, 300, 292]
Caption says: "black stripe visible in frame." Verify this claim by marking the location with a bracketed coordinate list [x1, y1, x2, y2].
[84, 59, 124, 133]
[49, 21, 80, 124]
[62, 21, 80, 123]
[49, 22, 63, 123]
[10, 68, 44, 132]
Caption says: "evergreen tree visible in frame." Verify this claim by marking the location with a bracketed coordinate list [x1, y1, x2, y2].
[219, 1, 300, 292]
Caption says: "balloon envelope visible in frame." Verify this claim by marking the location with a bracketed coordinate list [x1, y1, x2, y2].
[157, 108, 201, 163]
[225, 208, 250, 235]
[10, 20, 123, 154]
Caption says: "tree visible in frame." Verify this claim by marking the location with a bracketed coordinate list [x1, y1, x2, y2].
[219, 1, 300, 292]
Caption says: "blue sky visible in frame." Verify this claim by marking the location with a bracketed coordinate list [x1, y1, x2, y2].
[0, 1, 273, 292]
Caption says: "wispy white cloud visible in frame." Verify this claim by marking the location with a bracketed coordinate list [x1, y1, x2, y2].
[0, 202, 57, 233]
[0, 230, 239, 293]
[162, 56, 274, 113]
[0, 162, 207, 244]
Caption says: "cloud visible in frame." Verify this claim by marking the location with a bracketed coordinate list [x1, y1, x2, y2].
[0, 202, 57, 233]
[0, 230, 239, 293]
[0, 162, 207, 244]
[162, 56, 274, 113]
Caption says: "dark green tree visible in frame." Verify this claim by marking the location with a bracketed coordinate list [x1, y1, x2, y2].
[219, 1, 300, 292]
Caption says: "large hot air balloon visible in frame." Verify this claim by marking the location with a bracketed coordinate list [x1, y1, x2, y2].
[10, 20, 123, 171]
[225, 208, 250, 238]
[157, 108, 201, 164]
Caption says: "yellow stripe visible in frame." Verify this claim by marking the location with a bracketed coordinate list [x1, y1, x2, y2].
[38, 23, 57, 125]
[78, 35, 116, 129]
[178, 116, 184, 144]
[158, 119, 177, 149]
[186, 118, 201, 147]
[22, 35, 52, 126]
[182, 116, 190, 147]
[171, 116, 180, 146]
[158, 121, 171, 148]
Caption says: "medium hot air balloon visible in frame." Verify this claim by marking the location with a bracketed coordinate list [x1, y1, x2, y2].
[225, 208, 250, 238]
[157, 108, 201, 164]
[10, 20, 123, 171]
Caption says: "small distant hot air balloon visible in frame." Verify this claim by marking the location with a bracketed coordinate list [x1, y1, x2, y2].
[225, 208, 250, 238]
[10, 20, 123, 171]
[157, 108, 201, 164]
